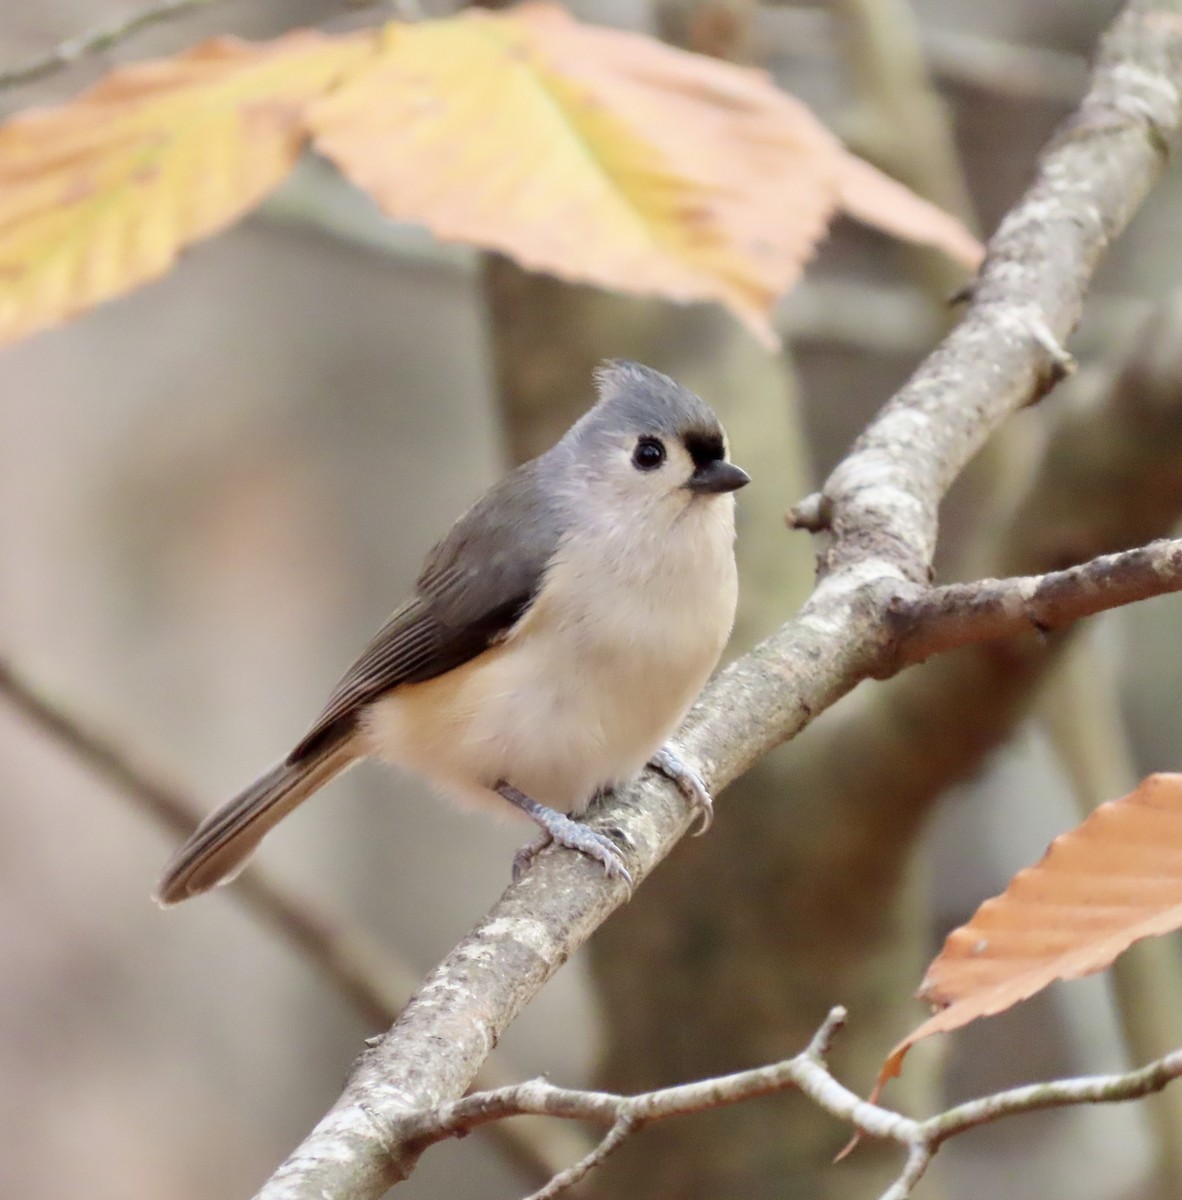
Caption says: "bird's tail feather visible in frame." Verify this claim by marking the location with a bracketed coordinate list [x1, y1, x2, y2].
[153, 739, 357, 906]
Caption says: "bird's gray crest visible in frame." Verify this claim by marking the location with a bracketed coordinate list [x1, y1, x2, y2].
[582, 360, 724, 447]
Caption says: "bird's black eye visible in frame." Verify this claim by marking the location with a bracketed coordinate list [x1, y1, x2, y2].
[632, 436, 666, 471]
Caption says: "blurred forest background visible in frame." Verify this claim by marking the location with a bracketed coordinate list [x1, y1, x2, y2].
[3, 1, 1182, 1198]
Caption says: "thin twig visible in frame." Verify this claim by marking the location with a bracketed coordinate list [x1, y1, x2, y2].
[394, 1008, 915, 1189]
[389, 1007, 1182, 1200]
[0, 0, 227, 89]
[923, 1048, 1182, 1146]
[521, 1117, 635, 1200]
[879, 1143, 933, 1200]
[0, 0, 423, 93]
[0, 654, 580, 1185]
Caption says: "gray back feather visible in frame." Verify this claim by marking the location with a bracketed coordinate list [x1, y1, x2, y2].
[290, 455, 567, 761]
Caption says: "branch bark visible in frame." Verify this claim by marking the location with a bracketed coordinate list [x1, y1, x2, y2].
[588, 294, 1182, 1200]
[253, 4, 1182, 1198]
[884, 537, 1182, 670]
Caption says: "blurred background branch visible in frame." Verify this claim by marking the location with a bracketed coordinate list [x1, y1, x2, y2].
[759, 4, 1088, 105]
[0, 654, 583, 1186]
[0, 656, 416, 1028]
[0, 0, 227, 87]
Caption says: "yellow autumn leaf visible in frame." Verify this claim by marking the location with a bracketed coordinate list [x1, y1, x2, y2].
[0, 31, 372, 345]
[308, 3, 980, 345]
[0, 6, 979, 347]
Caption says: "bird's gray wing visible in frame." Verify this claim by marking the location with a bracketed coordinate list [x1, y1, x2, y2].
[289, 460, 565, 762]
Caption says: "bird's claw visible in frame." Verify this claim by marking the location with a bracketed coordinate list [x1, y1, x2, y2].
[512, 832, 552, 881]
[498, 780, 633, 893]
[648, 745, 714, 834]
[512, 824, 633, 892]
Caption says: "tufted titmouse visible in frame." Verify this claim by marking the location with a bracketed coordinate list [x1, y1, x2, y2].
[155, 361, 748, 903]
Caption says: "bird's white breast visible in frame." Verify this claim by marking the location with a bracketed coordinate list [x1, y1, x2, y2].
[364, 495, 738, 814]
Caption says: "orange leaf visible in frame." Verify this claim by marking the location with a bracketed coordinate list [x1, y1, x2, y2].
[0, 31, 372, 345]
[876, 773, 1182, 1094]
[309, 3, 981, 345]
[834, 154, 981, 267]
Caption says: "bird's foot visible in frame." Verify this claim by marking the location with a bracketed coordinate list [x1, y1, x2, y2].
[497, 782, 633, 891]
[512, 830, 553, 881]
[648, 745, 714, 834]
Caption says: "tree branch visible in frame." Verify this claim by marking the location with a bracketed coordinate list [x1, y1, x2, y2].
[379, 1007, 1182, 1200]
[253, 4, 1182, 1198]
[0, 655, 581, 1186]
[0, 0, 228, 89]
[885, 536, 1182, 670]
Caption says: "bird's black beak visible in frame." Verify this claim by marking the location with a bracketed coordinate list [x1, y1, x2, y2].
[686, 460, 751, 494]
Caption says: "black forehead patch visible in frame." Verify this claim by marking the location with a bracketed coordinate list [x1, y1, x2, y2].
[682, 428, 726, 467]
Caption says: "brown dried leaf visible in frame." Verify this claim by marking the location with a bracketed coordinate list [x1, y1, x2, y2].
[876, 773, 1182, 1093]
